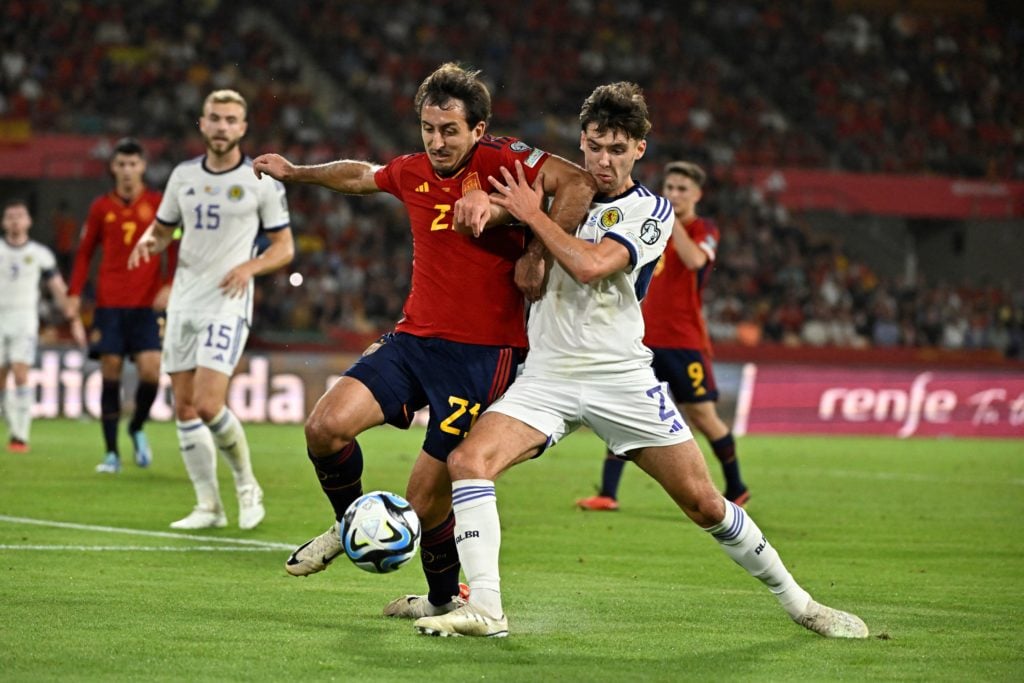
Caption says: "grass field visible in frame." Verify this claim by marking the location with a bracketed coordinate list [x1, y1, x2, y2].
[1, 419, 1022, 681]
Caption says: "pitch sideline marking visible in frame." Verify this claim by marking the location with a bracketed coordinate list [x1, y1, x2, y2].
[0, 544, 283, 552]
[0, 515, 294, 550]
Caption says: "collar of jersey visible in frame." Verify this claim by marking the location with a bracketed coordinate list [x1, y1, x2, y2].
[202, 155, 247, 175]
[593, 180, 641, 204]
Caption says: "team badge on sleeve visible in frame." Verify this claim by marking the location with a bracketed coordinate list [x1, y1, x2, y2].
[510, 141, 531, 152]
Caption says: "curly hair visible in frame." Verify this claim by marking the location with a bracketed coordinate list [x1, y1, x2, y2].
[579, 82, 651, 140]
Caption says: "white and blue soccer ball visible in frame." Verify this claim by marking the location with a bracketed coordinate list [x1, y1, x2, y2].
[340, 491, 421, 573]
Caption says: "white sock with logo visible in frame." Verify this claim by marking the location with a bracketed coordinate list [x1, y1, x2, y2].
[451, 479, 503, 618]
[706, 500, 811, 618]
[205, 407, 256, 490]
[176, 419, 222, 511]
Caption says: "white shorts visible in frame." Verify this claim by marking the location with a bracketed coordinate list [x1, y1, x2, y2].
[487, 371, 693, 455]
[162, 310, 249, 376]
[0, 310, 38, 366]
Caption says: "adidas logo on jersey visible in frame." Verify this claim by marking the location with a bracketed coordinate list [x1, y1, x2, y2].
[414, 182, 429, 193]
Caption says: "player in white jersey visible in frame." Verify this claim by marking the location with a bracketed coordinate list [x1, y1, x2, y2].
[1, 199, 84, 452]
[130, 90, 294, 530]
[415, 83, 868, 640]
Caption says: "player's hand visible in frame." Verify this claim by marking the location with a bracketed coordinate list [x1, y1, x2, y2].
[152, 284, 171, 312]
[488, 162, 544, 224]
[453, 189, 491, 237]
[69, 317, 87, 348]
[515, 250, 547, 302]
[128, 234, 157, 270]
[252, 154, 294, 181]
[64, 295, 81, 320]
[219, 263, 254, 298]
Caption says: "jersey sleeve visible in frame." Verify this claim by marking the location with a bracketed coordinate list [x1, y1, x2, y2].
[258, 177, 291, 231]
[67, 200, 103, 295]
[156, 167, 183, 226]
[498, 138, 550, 185]
[604, 195, 675, 271]
[690, 218, 720, 263]
[38, 244, 59, 279]
[373, 155, 409, 200]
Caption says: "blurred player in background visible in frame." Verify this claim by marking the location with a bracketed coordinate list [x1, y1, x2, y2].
[253, 62, 595, 618]
[130, 90, 293, 530]
[66, 137, 176, 474]
[577, 161, 749, 511]
[415, 83, 867, 640]
[1, 199, 85, 452]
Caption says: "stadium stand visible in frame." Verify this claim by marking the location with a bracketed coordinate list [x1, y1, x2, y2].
[1, 0, 1021, 356]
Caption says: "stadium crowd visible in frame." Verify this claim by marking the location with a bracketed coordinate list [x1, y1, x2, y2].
[2, 0, 1022, 356]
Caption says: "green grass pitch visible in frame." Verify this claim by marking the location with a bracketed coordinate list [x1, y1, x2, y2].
[1, 419, 1022, 681]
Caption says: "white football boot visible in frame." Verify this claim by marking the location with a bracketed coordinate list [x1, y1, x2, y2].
[285, 523, 343, 576]
[414, 603, 508, 638]
[794, 600, 869, 638]
[384, 584, 469, 618]
[170, 506, 227, 530]
[237, 484, 265, 530]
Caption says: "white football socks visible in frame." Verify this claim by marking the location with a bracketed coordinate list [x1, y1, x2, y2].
[706, 500, 811, 618]
[8, 386, 33, 442]
[451, 479, 503, 618]
[176, 418, 222, 511]
[205, 406, 257, 490]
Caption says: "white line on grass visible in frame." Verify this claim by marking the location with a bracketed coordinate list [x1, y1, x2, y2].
[0, 515, 294, 550]
[0, 544, 284, 552]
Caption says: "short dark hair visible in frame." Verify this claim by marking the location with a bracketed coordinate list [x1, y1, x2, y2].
[3, 198, 29, 212]
[112, 137, 145, 158]
[579, 82, 651, 141]
[664, 161, 706, 187]
[414, 62, 492, 129]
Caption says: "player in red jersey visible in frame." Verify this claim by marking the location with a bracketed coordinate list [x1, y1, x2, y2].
[66, 138, 177, 474]
[253, 62, 596, 617]
[577, 161, 749, 511]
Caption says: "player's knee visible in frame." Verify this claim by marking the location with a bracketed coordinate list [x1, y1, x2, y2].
[689, 491, 726, 527]
[174, 404, 199, 422]
[304, 408, 354, 452]
[194, 399, 224, 423]
[447, 443, 489, 481]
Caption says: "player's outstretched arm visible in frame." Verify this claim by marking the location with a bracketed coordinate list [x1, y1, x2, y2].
[219, 227, 295, 298]
[253, 154, 381, 195]
[128, 222, 175, 270]
[490, 161, 628, 285]
[535, 154, 597, 234]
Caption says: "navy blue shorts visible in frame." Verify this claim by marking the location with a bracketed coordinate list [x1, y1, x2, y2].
[649, 347, 719, 404]
[345, 332, 523, 461]
[89, 307, 163, 359]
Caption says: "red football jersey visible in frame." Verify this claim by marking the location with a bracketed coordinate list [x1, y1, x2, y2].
[69, 189, 176, 307]
[374, 136, 550, 347]
[642, 215, 719, 354]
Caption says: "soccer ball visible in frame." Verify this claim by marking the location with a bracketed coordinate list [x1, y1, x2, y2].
[340, 491, 421, 573]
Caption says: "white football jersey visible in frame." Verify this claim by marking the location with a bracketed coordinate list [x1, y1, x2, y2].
[523, 183, 673, 381]
[157, 155, 290, 320]
[0, 239, 57, 315]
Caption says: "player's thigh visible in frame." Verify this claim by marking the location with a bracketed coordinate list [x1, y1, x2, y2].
[681, 400, 729, 440]
[307, 374, 386, 441]
[133, 350, 162, 383]
[192, 366, 231, 419]
[99, 354, 124, 380]
[631, 439, 723, 525]
[448, 411, 549, 481]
